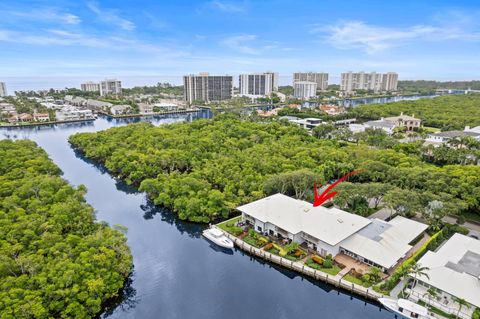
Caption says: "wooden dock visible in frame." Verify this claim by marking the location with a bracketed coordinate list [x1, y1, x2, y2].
[215, 225, 385, 302]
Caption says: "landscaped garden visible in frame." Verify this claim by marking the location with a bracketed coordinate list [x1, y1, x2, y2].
[342, 267, 382, 288]
[305, 255, 342, 276]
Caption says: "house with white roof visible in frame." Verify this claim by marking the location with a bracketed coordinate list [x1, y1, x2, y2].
[237, 194, 427, 272]
[410, 233, 480, 319]
[425, 126, 480, 147]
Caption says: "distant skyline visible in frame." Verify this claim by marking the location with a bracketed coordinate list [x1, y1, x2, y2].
[1, 0, 480, 90]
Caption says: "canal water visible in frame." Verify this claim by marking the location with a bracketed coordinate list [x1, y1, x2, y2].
[0, 113, 395, 319]
[337, 94, 438, 107]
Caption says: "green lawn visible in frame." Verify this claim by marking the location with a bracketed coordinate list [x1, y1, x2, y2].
[343, 274, 372, 288]
[423, 126, 441, 133]
[305, 259, 341, 275]
[216, 216, 242, 235]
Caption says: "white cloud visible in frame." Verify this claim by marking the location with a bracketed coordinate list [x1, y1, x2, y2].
[314, 19, 480, 54]
[207, 0, 246, 13]
[86, 1, 135, 31]
[222, 34, 279, 55]
[0, 8, 81, 25]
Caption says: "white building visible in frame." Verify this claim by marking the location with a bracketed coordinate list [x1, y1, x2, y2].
[183, 73, 233, 104]
[81, 81, 100, 92]
[290, 117, 323, 130]
[294, 81, 317, 99]
[293, 72, 328, 91]
[238, 194, 427, 271]
[425, 130, 480, 146]
[239, 73, 275, 96]
[0, 82, 7, 97]
[410, 234, 480, 318]
[55, 106, 94, 121]
[341, 72, 398, 93]
[100, 79, 122, 96]
[110, 104, 131, 115]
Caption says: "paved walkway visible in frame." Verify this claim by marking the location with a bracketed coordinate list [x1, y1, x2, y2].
[368, 207, 394, 221]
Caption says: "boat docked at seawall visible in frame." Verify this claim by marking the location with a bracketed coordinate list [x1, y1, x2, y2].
[379, 298, 435, 319]
[202, 228, 234, 249]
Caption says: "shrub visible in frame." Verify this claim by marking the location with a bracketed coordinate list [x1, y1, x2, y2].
[264, 243, 273, 251]
[293, 249, 304, 257]
[232, 227, 243, 236]
[226, 222, 233, 227]
[312, 255, 324, 265]
[326, 254, 333, 261]
[472, 308, 480, 319]
[323, 259, 333, 268]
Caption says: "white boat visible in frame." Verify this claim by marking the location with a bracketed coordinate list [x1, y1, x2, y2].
[203, 228, 234, 249]
[379, 298, 435, 319]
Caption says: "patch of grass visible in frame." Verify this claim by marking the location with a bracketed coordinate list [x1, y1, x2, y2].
[423, 126, 440, 133]
[417, 300, 456, 319]
[462, 211, 480, 223]
[216, 216, 242, 235]
[343, 274, 372, 288]
[304, 259, 341, 275]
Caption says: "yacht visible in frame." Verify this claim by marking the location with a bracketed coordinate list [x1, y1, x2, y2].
[203, 228, 234, 249]
[379, 298, 435, 319]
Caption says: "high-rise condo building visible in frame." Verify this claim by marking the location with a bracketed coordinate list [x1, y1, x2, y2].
[0, 82, 7, 97]
[183, 73, 233, 104]
[239, 72, 275, 96]
[100, 79, 122, 96]
[293, 81, 317, 99]
[81, 81, 100, 92]
[382, 72, 399, 92]
[293, 72, 328, 91]
[340, 72, 398, 93]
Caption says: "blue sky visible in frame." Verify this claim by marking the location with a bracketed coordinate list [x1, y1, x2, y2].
[1, 0, 480, 89]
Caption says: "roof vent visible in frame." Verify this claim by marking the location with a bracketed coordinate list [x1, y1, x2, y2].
[337, 218, 343, 223]
[304, 208, 310, 212]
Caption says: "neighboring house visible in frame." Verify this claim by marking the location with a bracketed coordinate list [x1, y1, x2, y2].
[56, 107, 94, 121]
[290, 117, 323, 130]
[33, 113, 50, 122]
[425, 129, 480, 147]
[86, 99, 113, 111]
[110, 104, 131, 115]
[348, 123, 367, 134]
[320, 104, 345, 116]
[18, 113, 33, 122]
[410, 234, 480, 319]
[364, 119, 397, 135]
[238, 194, 427, 272]
[384, 112, 421, 131]
[464, 125, 480, 134]
[138, 103, 153, 114]
[153, 102, 178, 111]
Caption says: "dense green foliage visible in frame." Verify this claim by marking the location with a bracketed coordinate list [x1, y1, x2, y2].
[398, 80, 480, 94]
[122, 84, 183, 96]
[0, 140, 132, 318]
[351, 94, 480, 130]
[69, 115, 480, 222]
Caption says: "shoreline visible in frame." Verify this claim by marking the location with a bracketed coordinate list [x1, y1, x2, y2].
[96, 109, 199, 118]
[0, 117, 95, 128]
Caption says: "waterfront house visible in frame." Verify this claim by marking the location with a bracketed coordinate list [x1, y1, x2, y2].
[56, 107, 94, 121]
[33, 113, 50, 122]
[110, 104, 131, 115]
[138, 103, 153, 114]
[237, 194, 427, 272]
[364, 119, 397, 135]
[409, 234, 480, 319]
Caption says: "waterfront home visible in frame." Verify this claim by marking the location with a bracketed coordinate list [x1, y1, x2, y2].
[110, 104, 131, 115]
[86, 99, 113, 111]
[139, 103, 153, 114]
[409, 233, 480, 319]
[237, 194, 427, 272]
[56, 107, 94, 121]
[33, 113, 50, 122]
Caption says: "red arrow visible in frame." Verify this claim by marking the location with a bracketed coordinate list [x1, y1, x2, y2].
[313, 169, 363, 207]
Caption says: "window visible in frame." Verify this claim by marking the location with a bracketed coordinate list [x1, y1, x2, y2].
[269, 229, 274, 236]
[257, 226, 262, 232]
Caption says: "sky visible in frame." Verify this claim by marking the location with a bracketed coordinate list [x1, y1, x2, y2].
[1, 0, 480, 90]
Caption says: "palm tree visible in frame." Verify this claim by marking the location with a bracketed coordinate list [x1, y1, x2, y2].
[453, 297, 470, 319]
[406, 263, 430, 298]
[423, 288, 438, 310]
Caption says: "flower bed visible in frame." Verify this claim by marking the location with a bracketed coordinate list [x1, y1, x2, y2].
[305, 255, 342, 276]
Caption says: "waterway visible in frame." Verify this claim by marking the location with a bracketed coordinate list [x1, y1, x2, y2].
[0, 112, 395, 319]
[337, 94, 438, 107]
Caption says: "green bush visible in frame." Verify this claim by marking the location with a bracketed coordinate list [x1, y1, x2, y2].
[312, 255, 324, 265]
[232, 226, 243, 236]
[226, 222, 233, 227]
[472, 308, 480, 319]
[323, 259, 333, 268]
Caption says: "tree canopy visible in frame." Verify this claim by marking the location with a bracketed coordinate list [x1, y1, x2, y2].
[69, 114, 480, 223]
[0, 140, 132, 318]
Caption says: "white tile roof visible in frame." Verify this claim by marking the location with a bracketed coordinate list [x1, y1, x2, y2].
[416, 233, 480, 308]
[340, 216, 428, 269]
[237, 193, 371, 246]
